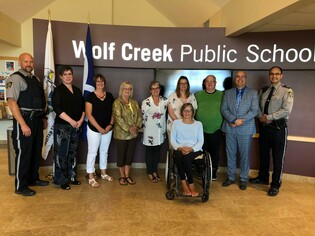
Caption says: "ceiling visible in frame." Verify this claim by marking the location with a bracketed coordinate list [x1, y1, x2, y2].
[1, 0, 315, 34]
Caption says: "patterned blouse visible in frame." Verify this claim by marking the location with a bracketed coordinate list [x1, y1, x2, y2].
[141, 95, 168, 146]
[167, 92, 197, 132]
[113, 97, 143, 140]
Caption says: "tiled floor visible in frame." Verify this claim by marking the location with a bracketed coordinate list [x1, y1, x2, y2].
[1, 146, 315, 235]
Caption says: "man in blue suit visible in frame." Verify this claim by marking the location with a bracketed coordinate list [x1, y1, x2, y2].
[221, 71, 259, 190]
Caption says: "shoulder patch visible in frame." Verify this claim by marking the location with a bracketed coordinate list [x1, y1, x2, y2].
[6, 82, 13, 89]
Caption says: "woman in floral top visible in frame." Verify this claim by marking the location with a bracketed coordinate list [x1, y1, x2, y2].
[141, 81, 168, 183]
[167, 76, 197, 137]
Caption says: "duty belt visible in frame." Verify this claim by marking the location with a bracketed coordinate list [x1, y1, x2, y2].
[20, 108, 46, 119]
[263, 118, 287, 130]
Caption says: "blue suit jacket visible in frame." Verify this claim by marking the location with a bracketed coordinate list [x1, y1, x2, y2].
[221, 86, 259, 135]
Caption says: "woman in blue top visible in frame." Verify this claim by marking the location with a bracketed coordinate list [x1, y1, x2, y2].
[170, 103, 204, 197]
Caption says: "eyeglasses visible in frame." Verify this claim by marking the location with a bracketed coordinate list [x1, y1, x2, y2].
[269, 73, 281, 76]
[235, 75, 246, 79]
[150, 87, 160, 90]
[183, 109, 192, 112]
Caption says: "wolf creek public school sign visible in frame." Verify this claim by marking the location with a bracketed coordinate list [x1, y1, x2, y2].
[34, 19, 315, 70]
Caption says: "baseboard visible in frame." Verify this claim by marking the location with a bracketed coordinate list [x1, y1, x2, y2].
[39, 165, 315, 184]
[217, 167, 315, 184]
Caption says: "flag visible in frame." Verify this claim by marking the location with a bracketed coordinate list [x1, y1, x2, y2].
[82, 24, 95, 141]
[42, 21, 56, 159]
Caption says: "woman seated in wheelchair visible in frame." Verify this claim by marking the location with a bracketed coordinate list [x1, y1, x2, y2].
[170, 103, 204, 197]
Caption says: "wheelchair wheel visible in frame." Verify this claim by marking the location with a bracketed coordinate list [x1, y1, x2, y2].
[165, 150, 173, 190]
[166, 191, 175, 200]
[165, 151, 170, 184]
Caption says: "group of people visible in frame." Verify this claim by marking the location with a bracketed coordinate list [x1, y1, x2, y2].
[6, 52, 293, 198]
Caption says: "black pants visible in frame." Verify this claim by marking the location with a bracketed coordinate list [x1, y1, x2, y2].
[203, 129, 222, 171]
[115, 138, 137, 167]
[173, 150, 202, 184]
[13, 116, 43, 191]
[258, 125, 288, 189]
[145, 145, 161, 174]
[53, 124, 80, 185]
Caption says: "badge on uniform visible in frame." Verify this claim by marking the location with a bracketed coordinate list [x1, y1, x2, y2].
[6, 82, 12, 89]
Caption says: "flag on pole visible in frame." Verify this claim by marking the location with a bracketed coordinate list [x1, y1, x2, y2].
[42, 20, 56, 159]
[82, 24, 95, 141]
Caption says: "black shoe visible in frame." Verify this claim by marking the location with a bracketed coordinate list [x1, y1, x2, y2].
[222, 179, 235, 187]
[249, 176, 269, 185]
[239, 181, 247, 190]
[212, 170, 217, 181]
[15, 187, 36, 196]
[61, 184, 71, 190]
[29, 179, 49, 186]
[268, 187, 279, 197]
[71, 180, 81, 185]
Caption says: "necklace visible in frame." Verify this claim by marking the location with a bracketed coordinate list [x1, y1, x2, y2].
[95, 91, 106, 100]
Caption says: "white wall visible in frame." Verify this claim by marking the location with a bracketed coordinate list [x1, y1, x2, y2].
[0, 120, 13, 143]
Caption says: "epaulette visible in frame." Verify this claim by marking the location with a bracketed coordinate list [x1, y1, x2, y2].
[260, 86, 269, 93]
[281, 84, 291, 89]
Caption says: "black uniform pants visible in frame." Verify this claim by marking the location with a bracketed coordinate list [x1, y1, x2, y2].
[13, 116, 43, 190]
[258, 125, 288, 189]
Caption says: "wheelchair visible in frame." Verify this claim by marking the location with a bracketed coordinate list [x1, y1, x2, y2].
[165, 149, 212, 202]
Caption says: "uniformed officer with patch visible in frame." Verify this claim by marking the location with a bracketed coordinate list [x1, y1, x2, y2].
[250, 66, 294, 197]
[6, 53, 49, 196]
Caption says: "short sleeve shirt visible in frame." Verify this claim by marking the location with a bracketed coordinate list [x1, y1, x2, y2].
[5, 70, 31, 101]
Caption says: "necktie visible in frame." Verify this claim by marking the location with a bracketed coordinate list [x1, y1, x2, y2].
[263, 86, 275, 114]
[236, 90, 242, 109]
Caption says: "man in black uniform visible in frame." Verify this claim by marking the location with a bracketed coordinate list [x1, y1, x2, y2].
[249, 66, 294, 197]
[6, 53, 49, 196]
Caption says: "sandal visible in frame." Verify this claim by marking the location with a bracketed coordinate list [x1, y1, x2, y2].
[153, 173, 161, 181]
[181, 192, 192, 197]
[101, 174, 114, 182]
[88, 178, 100, 188]
[61, 184, 71, 190]
[148, 174, 158, 183]
[119, 177, 128, 186]
[125, 176, 136, 185]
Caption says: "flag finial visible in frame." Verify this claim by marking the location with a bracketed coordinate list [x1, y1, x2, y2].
[48, 9, 51, 22]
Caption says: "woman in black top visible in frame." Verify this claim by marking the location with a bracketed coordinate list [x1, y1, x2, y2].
[52, 65, 85, 190]
[85, 74, 114, 187]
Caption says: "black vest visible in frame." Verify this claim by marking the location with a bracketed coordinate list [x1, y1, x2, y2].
[14, 71, 45, 110]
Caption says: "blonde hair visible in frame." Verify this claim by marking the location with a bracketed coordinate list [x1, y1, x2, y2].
[119, 81, 134, 97]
